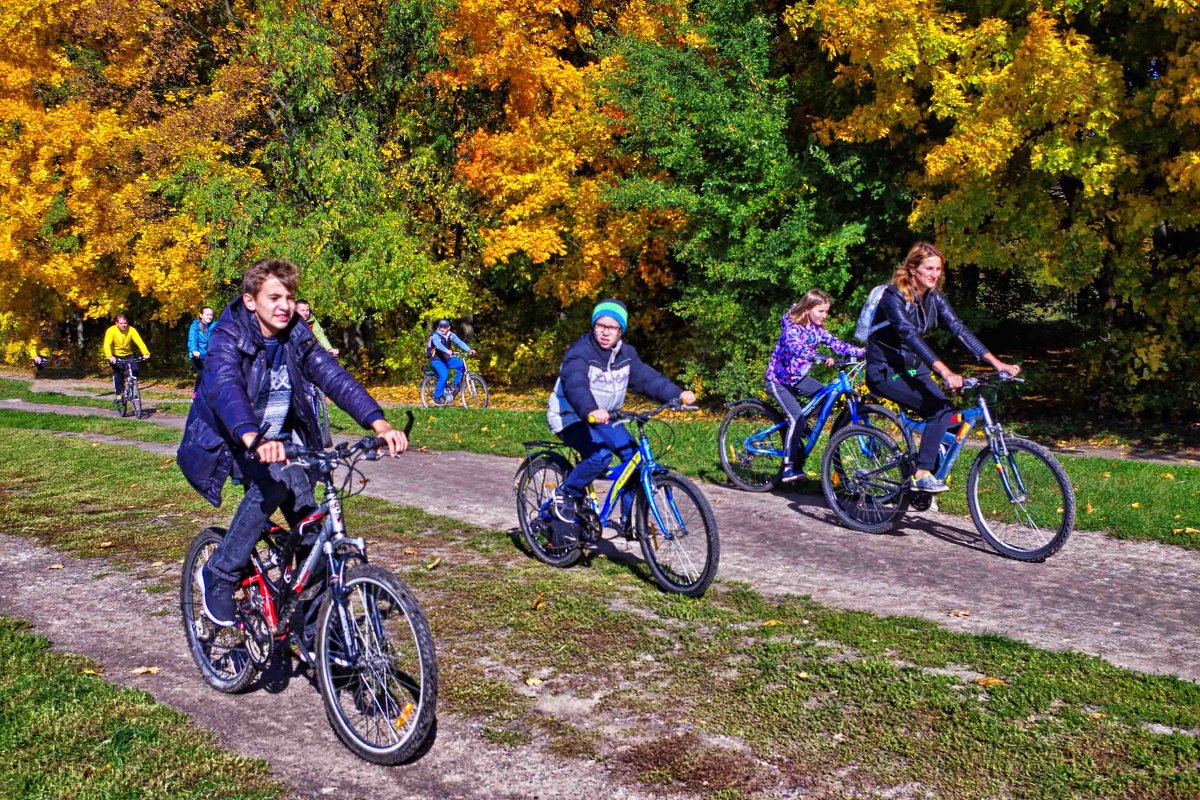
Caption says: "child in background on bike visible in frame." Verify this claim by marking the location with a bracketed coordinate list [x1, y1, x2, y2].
[427, 319, 475, 404]
[865, 242, 1020, 493]
[767, 289, 865, 483]
[188, 306, 215, 371]
[547, 299, 696, 522]
[103, 314, 150, 405]
[176, 258, 408, 627]
[296, 300, 339, 356]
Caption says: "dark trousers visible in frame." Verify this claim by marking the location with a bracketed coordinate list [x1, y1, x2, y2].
[207, 455, 317, 583]
[557, 421, 637, 520]
[867, 364, 953, 471]
[767, 376, 823, 466]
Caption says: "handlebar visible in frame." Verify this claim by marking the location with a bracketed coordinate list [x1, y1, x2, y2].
[588, 400, 698, 425]
[247, 411, 415, 463]
[960, 372, 1024, 391]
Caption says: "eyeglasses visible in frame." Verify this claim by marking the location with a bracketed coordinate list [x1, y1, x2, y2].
[593, 322, 622, 334]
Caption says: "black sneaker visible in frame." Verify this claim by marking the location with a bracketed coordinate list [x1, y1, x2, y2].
[552, 488, 580, 523]
[780, 465, 806, 483]
[199, 562, 238, 627]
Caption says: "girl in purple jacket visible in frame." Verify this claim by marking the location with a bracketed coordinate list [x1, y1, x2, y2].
[766, 289, 864, 482]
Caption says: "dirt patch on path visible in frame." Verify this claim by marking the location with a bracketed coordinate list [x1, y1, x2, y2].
[8, 404, 1200, 685]
[0, 533, 690, 800]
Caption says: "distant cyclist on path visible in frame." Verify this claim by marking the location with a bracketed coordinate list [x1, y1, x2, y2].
[427, 319, 475, 404]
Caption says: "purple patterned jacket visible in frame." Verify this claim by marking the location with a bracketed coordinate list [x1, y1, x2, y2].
[766, 315, 865, 386]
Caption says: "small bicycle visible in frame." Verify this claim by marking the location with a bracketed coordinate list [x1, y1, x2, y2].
[820, 373, 1075, 561]
[718, 359, 903, 491]
[113, 354, 147, 419]
[180, 412, 438, 764]
[420, 358, 489, 409]
[514, 401, 719, 597]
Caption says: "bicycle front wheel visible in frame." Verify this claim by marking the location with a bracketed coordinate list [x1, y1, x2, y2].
[315, 565, 438, 765]
[460, 374, 489, 409]
[180, 527, 259, 693]
[514, 452, 582, 567]
[636, 472, 719, 597]
[717, 401, 785, 492]
[821, 425, 910, 534]
[117, 385, 129, 417]
[967, 437, 1075, 561]
[131, 382, 143, 419]
[315, 389, 333, 447]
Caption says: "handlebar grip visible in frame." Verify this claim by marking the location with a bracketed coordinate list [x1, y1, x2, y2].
[678, 404, 699, 411]
[283, 442, 304, 460]
[360, 436, 386, 453]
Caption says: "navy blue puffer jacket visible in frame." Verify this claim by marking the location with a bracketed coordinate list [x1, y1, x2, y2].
[176, 299, 384, 506]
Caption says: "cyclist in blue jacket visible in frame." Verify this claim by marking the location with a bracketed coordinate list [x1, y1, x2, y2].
[427, 320, 475, 404]
[187, 306, 215, 371]
[547, 299, 695, 522]
[176, 258, 408, 627]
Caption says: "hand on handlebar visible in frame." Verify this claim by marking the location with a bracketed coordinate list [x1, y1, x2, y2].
[255, 439, 288, 464]
[940, 371, 964, 392]
[371, 420, 408, 456]
[587, 408, 610, 425]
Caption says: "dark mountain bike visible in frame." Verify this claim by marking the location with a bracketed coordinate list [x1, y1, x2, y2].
[180, 412, 438, 764]
[113, 355, 146, 419]
[718, 359, 903, 491]
[514, 401, 719, 597]
[821, 373, 1075, 561]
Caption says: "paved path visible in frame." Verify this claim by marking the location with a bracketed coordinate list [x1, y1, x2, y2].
[5, 397, 1199, 683]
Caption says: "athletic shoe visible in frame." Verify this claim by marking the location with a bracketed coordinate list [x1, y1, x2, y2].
[551, 488, 580, 523]
[911, 474, 950, 494]
[780, 466, 806, 483]
[199, 562, 238, 627]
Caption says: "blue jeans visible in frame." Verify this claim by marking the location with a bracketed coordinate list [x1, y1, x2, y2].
[557, 420, 637, 511]
[207, 455, 316, 583]
[431, 357, 464, 399]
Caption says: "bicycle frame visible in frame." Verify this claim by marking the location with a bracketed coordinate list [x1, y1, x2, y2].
[743, 364, 872, 459]
[888, 393, 1005, 484]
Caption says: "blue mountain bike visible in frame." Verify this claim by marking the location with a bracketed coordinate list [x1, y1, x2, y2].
[718, 359, 903, 491]
[514, 401, 719, 597]
[820, 373, 1075, 561]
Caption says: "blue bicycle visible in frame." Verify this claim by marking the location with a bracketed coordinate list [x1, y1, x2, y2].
[820, 373, 1075, 561]
[514, 401, 719, 597]
[717, 359, 903, 491]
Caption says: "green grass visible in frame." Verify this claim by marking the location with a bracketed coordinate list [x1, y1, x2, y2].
[0, 616, 286, 800]
[0, 408, 182, 444]
[6, 374, 1198, 549]
[2, 428, 1199, 798]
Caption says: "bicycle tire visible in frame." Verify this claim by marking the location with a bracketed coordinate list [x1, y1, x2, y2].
[131, 381, 143, 419]
[831, 402, 908, 450]
[315, 564, 438, 765]
[514, 452, 582, 567]
[180, 527, 259, 693]
[315, 389, 333, 448]
[821, 424, 910, 534]
[717, 401, 785, 492]
[419, 376, 436, 409]
[460, 374, 489, 409]
[966, 437, 1075, 562]
[117, 383, 128, 417]
[636, 471, 719, 597]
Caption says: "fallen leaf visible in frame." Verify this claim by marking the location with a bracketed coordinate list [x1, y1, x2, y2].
[403, 548, 418, 555]
[480, 426, 489, 432]
[130, 666, 161, 675]
[974, 676, 1007, 688]
[1160, 472, 1176, 480]
[948, 609, 972, 618]
[367, 540, 379, 545]
[424, 557, 442, 570]
[98, 541, 114, 549]
[48, 564, 64, 570]
[81, 668, 100, 676]
[149, 561, 165, 567]
[1090, 711, 1105, 719]
[524, 676, 542, 686]
[761, 619, 783, 627]
[531, 591, 546, 611]
[795, 671, 810, 680]
[1130, 502, 1141, 509]
[1102, 471, 1111, 478]
[1085, 502, 1094, 514]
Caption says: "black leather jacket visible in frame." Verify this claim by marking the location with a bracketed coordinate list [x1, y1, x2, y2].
[865, 285, 988, 372]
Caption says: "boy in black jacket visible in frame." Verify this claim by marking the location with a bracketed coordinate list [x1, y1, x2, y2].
[177, 258, 407, 627]
[546, 299, 695, 520]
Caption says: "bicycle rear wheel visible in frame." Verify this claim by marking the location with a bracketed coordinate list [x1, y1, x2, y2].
[460, 374, 489, 409]
[832, 402, 908, 450]
[717, 401, 785, 492]
[967, 437, 1075, 561]
[419, 376, 436, 408]
[180, 527, 259, 693]
[315, 565, 438, 765]
[636, 471, 719, 597]
[821, 425, 910, 534]
[514, 452, 582, 567]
